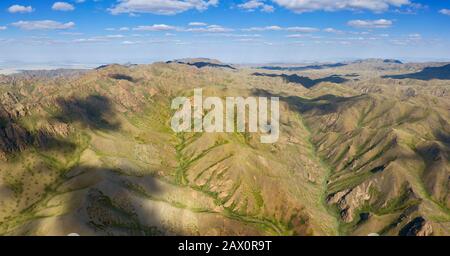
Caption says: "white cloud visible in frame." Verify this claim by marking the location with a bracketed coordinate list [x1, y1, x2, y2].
[189, 22, 207, 26]
[390, 39, 407, 45]
[286, 34, 322, 39]
[347, 19, 393, 28]
[60, 32, 83, 35]
[224, 33, 262, 37]
[73, 34, 127, 43]
[11, 20, 75, 30]
[394, 3, 426, 14]
[234, 38, 260, 42]
[272, 0, 411, 13]
[8, 5, 34, 13]
[133, 24, 177, 31]
[261, 5, 275, 12]
[74, 38, 108, 43]
[389, 34, 426, 46]
[286, 26, 318, 33]
[122, 40, 140, 45]
[350, 31, 371, 35]
[238, 0, 275, 12]
[201, 33, 262, 38]
[119, 27, 130, 31]
[106, 34, 125, 38]
[52, 2, 75, 11]
[440, 9, 450, 15]
[109, 0, 219, 15]
[186, 25, 233, 33]
[243, 25, 282, 31]
[286, 34, 306, 38]
[408, 33, 421, 40]
[324, 27, 344, 34]
[242, 25, 318, 32]
[148, 39, 182, 44]
[238, 0, 263, 10]
[0, 26, 7, 30]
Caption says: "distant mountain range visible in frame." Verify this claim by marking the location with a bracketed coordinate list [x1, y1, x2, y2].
[256, 59, 404, 72]
[258, 63, 348, 71]
[383, 64, 450, 80]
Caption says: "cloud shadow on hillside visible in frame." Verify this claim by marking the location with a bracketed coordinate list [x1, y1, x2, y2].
[53, 95, 120, 131]
[1, 94, 121, 159]
[383, 64, 450, 80]
[252, 73, 348, 88]
[0, 164, 165, 236]
[0, 111, 76, 158]
[109, 74, 135, 82]
[251, 88, 362, 115]
[68, 166, 164, 236]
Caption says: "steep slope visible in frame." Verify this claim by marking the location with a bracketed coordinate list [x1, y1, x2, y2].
[0, 62, 449, 236]
[0, 64, 338, 235]
[287, 84, 450, 235]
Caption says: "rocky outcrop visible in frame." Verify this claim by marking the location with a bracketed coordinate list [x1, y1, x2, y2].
[399, 217, 433, 236]
[0, 122, 31, 155]
[1, 92, 27, 119]
[0, 92, 71, 158]
[327, 181, 373, 223]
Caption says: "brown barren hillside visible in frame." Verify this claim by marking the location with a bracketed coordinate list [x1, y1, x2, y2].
[0, 60, 449, 236]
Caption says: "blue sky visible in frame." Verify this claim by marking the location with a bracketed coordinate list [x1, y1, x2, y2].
[0, 0, 450, 66]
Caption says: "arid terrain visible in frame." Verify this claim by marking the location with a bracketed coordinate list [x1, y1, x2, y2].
[0, 58, 449, 236]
